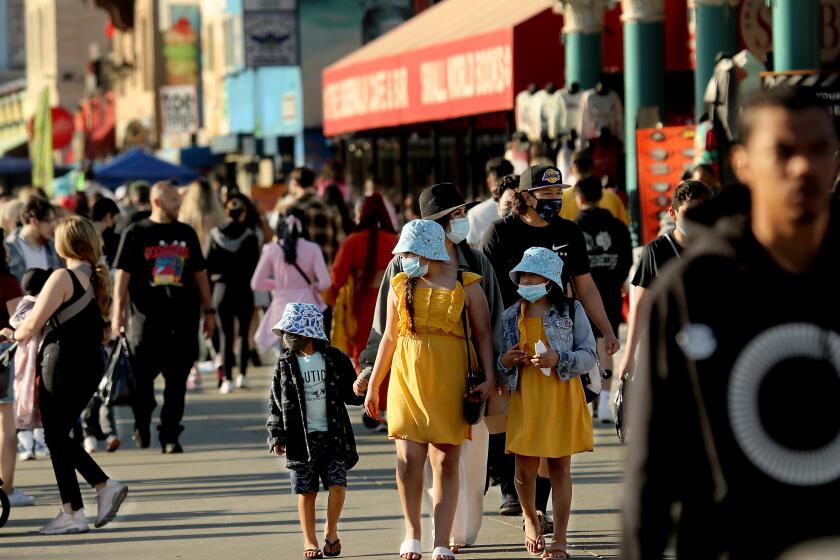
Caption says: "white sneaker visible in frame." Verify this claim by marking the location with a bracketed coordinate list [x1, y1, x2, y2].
[235, 374, 248, 389]
[17, 430, 36, 461]
[39, 509, 89, 535]
[84, 436, 98, 454]
[219, 379, 233, 394]
[598, 390, 614, 423]
[8, 488, 35, 506]
[33, 428, 50, 459]
[187, 370, 203, 391]
[95, 479, 129, 528]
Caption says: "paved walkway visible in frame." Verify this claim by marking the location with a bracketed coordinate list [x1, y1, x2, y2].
[1, 365, 624, 559]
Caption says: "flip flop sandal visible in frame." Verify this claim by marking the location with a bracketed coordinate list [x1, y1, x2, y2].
[432, 546, 455, 560]
[399, 539, 422, 560]
[303, 548, 324, 559]
[541, 549, 570, 559]
[525, 532, 545, 556]
[323, 538, 341, 557]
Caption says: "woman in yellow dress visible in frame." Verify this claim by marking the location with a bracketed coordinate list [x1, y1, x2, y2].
[498, 247, 596, 559]
[365, 219, 496, 560]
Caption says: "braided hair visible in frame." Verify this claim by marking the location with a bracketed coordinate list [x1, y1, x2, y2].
[404, 276, 419, 335]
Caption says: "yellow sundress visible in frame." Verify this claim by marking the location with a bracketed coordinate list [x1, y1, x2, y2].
[506, 313, 594, 458]
[387, 271, 481, 445]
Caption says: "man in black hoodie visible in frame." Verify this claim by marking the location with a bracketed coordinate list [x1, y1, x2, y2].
[623, 87, 840, 558]
[574, 176, 632, 422]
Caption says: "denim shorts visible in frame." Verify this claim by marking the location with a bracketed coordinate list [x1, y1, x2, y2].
[288, 431, 347, 494]
[0, 342, 14, 404]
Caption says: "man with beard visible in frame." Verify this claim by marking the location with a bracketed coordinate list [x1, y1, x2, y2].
[624, 87, 840, 558]
[112, 181, 215, 453]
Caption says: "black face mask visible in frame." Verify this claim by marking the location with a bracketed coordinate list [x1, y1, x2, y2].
[535, 199, 563, 223]
[283, 333, 309, 352]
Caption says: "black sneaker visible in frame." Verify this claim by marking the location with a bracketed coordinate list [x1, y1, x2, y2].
[132, 427, 150, 449]
[499, 496, 522, 516]
[162, 442, 183, 454]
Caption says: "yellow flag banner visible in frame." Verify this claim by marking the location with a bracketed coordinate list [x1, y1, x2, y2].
[31, 88, 53, 191]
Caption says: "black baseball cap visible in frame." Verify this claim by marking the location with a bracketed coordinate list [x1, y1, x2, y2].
[519, 164, 569, 191]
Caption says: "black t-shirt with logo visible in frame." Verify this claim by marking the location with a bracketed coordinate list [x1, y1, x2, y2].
[576, 207, 633, 298]
[114, 219, 206, 345]
[479, 215, 590, 307]
[624, 208, 840, 559]
[631, 233, 683, 289]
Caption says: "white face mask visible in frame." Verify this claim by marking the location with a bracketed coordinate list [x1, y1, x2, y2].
[446, 217, 470, 244]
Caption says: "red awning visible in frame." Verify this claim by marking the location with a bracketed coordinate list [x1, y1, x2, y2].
[322, 0, 564, 136]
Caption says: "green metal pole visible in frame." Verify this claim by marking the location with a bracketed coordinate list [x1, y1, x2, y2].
[772, 0, 821, 71]
[624, 18, 665, 245]
[565, 32, 602, 90]
[693, 1, 737, 119]
[557, 0, 605, 89]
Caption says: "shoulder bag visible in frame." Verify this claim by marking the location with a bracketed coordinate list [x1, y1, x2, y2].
[98, 335, 136, 407]
[458, 271, 485, 425]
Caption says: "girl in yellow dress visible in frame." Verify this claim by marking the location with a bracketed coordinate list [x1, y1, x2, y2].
[498, 247, 596, 559]
[365, 219, 496, 560]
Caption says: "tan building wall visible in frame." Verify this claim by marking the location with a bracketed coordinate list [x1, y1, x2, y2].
[24, 0, 109, 116]
[111, 0, 162, 148]
[200, 0, 229, 142]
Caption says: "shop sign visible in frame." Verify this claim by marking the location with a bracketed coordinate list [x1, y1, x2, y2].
[323, 28, 514, 136]
[243, 2, 299, 67]
[739, 0, 840, 65]
[160, 85, 199, 134]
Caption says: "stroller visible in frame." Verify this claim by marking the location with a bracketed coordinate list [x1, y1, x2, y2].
[0, 342, 17, 528]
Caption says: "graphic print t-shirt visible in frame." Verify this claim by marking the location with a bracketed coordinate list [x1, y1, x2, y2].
[114, 220, 206, 335]
[297, 352, 328, 433]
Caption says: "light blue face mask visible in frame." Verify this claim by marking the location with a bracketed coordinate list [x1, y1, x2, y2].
[446, 217, 470, 244]
[677, 218, 688, 235]
[402, 256, 429, 278]
[517, 282, 549, 302]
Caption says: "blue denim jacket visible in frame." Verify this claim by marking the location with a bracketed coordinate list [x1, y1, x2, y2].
[497, 300, 597, 391]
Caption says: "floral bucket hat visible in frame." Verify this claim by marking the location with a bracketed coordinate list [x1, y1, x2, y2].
[392, 219, 450, 262]
[509, 247, 565, 287]
[272, 302, 328, 341]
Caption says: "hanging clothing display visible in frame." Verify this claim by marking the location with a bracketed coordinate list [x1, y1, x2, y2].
[560, 88, 584, 136]
[542, 90, 567, 140]
[580, 89, 624, 142]
[515, 89, 535, 139]
[527, 88, 550, 141]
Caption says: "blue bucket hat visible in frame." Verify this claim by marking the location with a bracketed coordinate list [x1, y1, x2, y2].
[392, 219, 450, 262]
[509, 247, 564, 287]
[272, 302, 328, 341]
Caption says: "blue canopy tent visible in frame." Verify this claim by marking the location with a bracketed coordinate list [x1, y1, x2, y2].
[95, 149, 199, 188]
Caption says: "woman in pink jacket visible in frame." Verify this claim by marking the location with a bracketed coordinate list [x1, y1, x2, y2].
[251, 210, 331, 353]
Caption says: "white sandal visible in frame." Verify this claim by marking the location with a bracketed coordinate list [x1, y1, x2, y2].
[399, 539, 422, 559]
[432, 546, 455, 560]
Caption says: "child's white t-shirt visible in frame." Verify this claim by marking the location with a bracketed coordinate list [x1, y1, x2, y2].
[297, 352, 328, 433]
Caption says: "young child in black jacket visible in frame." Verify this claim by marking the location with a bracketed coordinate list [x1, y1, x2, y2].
[266, 303, 363, 559]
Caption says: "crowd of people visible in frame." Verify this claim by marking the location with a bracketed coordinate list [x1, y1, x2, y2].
[0, 85, 837, 559]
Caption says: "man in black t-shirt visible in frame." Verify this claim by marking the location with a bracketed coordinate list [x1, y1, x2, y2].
[575, 177, 632, 422]
[479, 164, 619, 519]
[618, 180, 712, 379]
[113, 181, 216, 453]
[624, 87, 840, 558]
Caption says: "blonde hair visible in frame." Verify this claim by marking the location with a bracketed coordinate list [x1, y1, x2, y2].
[0, 199, 23, 232]
[178, 180, 225, 251]
[55, 216, 111, 318]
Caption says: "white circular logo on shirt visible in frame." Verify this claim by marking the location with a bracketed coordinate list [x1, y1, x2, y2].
[728, 323, 840, 486]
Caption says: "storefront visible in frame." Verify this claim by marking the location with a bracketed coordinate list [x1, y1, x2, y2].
[322, 0, 565, 200]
